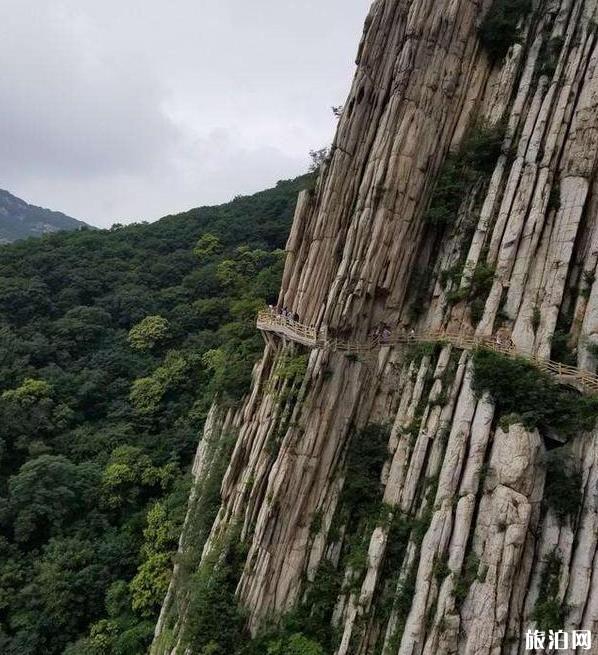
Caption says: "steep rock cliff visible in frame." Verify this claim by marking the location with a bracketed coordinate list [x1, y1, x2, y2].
[153, 1, 598, 653]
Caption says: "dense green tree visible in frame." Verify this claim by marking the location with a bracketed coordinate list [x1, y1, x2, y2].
[4, 455, 100, 545]
[193, 233, 223, 260]
[127, 316, 171, 351]
[0, 175, 310, 654]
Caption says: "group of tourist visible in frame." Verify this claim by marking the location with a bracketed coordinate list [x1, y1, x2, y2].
[371, 323, 416, 344]
[264, 307, 519, 354]
[268, 305, 300, 322]
[372, 323, 392, 343]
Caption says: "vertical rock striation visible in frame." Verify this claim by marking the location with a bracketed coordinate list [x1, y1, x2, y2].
[153, 1, 598, 653]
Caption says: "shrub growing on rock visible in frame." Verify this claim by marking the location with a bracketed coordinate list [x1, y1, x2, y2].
[343, 423, 390, 527]
[544, 453, 583, 521]
[425, 122, 505, 229]
[479, 0, 532, 62]
[532, 550, 565, 631]
[471, 349, 598, 437]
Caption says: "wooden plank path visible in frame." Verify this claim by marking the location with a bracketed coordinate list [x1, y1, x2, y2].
[257, 311, 598, 396]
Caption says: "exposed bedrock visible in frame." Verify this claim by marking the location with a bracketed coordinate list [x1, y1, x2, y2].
[153, 0, 598, 653]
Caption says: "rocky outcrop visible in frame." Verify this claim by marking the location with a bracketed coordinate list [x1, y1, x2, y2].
[153, 1, 598, 653]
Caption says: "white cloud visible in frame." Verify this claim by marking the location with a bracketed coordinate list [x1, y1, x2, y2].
[0, 0, 371, 227]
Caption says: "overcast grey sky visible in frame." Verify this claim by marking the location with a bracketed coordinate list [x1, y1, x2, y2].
[1, 1, 371, 227]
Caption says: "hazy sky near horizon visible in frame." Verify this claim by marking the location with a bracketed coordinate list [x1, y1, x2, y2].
[1, 1, 371, 227]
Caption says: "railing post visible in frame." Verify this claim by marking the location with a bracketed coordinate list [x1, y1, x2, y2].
[256, 314, 598, 397]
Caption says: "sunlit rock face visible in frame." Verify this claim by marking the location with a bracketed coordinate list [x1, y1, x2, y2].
[152, 1, 598, 653]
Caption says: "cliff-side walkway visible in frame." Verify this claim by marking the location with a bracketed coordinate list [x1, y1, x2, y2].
[257, 310, 598, 396]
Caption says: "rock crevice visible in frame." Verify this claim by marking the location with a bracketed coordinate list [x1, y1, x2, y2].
[152, 1, 598, 653]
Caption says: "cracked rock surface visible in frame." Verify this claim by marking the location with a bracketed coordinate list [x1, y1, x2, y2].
[152, 1, 598, 653]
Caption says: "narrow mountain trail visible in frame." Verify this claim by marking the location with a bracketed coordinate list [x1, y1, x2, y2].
[257, 311, 598, 395]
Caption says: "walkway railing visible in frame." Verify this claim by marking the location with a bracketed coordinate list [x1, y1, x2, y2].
[256, 311, 598, 396]
[256, 311, 319, 347]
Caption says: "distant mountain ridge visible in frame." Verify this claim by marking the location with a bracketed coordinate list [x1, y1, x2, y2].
[0, 189, 89, 243]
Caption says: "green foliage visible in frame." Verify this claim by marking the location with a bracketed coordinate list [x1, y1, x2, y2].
[146, 440, 235, 649]
[532, 550, 565, 631]
[445, 286, 469, 305]
[471, 261, 495, 295]
[1, 378, 53, 403]
[293, 560, 342, 650]
[453, 552, 480, 609]
[479, 0, 532, 62]
[101, 445, 176, 509]
[3, 455, 100, 545]
[53, 306, 112, 354]
[240, 628, 327, 655]
[424, 156, 465, 228]
[248, 425, 391, 655]
[377, 482, 438, 652]
[425, 122, 505, 229]
[548, 182, 561, 213]
[432, 553, 450, 581]
[544, 454, 582, 521]
[343, 423, 390, 529]
[129, 486, 187, 618]
[406, 268, 432, 322]
[387, 565, 417, 649]
[130, 552, 172, 617]
[34, 538, 111, 634]
[446, 260, 495, 324]
[0, 176, 308, 653]
[181, 532, 247, 654]
[216, 246, 284, 294]
[64, 618, 154, 655]
[129, 351, 190, 415]
[404, 340, 442, 363]
[439, 261, 465, 288]
[472, 349, 598, 437]
[460, 122, 506, 175]
[202, 345, 257, 401]
[375, 514, 412, 622]
[0, 189, 88, 243]
[266, 633, 325, 655]
[193, 233, 223, 260]
[310, 509, 323, 536]
[551, 326, 576, 366]
[277, 354, 308, 380]
[127, 315, 170, 351]
[539, 36, 565, 78]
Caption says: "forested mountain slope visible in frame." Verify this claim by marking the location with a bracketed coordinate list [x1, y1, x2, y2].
[0, 189, 88, 243]
[152, 2, 598, 655]
[0, 175, 309, 654]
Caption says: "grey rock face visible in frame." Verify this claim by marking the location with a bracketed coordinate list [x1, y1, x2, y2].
[153, 1, 598, 653]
